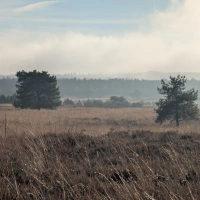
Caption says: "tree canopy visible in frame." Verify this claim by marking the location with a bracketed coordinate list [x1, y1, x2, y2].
[14, 70, 61, 110]
[155, 75, 199, 126]
[0, 94, 16, 104]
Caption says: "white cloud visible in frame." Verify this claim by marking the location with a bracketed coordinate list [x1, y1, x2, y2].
[15, 1, 60, 13]
[1, 0, 200, 75]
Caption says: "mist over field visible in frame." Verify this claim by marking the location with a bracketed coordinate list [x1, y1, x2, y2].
[0, 0, 200, 75]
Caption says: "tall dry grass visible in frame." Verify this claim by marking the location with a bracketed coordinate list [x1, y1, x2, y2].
[0, 106, 200, 199]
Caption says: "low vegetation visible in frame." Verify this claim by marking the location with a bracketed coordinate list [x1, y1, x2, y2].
[0, 94, 16, 104]
[63, 96, 145, 108]
[0, 107, 200, 199]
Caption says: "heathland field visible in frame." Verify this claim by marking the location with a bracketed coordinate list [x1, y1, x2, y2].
[1, 107, 200, 199]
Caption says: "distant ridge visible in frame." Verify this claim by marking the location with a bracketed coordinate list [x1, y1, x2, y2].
[51, 72, 200, 80]
[1, 72, 200, 80]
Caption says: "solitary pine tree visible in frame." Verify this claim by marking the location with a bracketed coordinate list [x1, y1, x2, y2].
[155, 75, 199, 126]
[14, 70, 61, 110]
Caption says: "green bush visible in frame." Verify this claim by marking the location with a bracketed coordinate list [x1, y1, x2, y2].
[63, 96, 145, 108]
[105, 96, 130, 108]
[131, 101, 144, 107]
[0, 94, 16, 104]
[84, 99, 104, 107]
[63, 98, 75, 106]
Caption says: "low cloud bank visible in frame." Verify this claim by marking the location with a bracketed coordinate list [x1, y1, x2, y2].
[1, 0, 200, 75]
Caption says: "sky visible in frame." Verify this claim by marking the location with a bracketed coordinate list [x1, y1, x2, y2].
[0, 0, 200, 75]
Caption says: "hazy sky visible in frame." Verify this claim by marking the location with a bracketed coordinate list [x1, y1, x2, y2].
[0, 0, 199, 75]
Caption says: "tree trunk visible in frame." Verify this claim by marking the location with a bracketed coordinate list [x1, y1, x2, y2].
[176, 115, 179, 127]
[175, 94, 179, 127]
[36, 91, 41, 110]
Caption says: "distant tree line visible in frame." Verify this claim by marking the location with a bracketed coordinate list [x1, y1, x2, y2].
[0, 94, 146, 108]
[1, 77, 200, 99]
[58, 78, 160, 98]
[0, 94, 16, 104]
[63, 96, 145, 108]
[0, 78, 16, 96]
[0, 78, 159, 98]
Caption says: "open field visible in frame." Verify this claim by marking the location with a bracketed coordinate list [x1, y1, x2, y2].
[0, 107, 200, 199]
[1, 106, 200, 136]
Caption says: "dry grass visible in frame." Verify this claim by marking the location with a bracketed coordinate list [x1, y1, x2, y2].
[0, 106, 200, 199]
[1, 106, 200, 136]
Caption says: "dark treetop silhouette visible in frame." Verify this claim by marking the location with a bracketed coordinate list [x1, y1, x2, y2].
[14, 70, 61, 110]
[155, 75, 199, 127]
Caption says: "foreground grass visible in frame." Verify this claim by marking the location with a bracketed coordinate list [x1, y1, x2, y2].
[0, 107, 200, 199]
[1, 130, 200, 199]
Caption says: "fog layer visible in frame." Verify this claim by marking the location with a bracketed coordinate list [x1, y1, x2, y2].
[0, 0, 200, 74]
